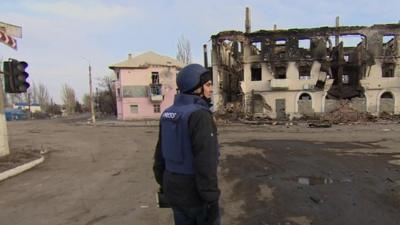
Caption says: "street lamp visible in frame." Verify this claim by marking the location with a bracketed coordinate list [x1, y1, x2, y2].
[83, 57, 96, 124]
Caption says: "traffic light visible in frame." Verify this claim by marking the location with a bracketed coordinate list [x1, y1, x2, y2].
[3, 59, 30, 93]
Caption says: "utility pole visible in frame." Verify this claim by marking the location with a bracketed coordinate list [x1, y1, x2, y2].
[0, 21, 22, 157]
[203, 44, 208, 68]
[335, 16, 340, 46]
[88, 64, 96, 124]
[0, 70, 10, 156]
[245, 7, 251, 33]
[27, 93, 31, 119]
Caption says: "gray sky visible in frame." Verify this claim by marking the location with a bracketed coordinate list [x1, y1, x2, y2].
[1, 0, 399, 103]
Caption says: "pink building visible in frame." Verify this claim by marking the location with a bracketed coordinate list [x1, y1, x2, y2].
[109, 51, 184, 120]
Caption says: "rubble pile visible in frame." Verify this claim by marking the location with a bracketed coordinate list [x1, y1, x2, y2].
[215, 102, 245, 123]
[379, 111, 400, 121]
[321, 101, 376, 124]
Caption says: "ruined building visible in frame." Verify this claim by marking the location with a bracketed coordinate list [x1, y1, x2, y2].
[211, 10, 400, 120]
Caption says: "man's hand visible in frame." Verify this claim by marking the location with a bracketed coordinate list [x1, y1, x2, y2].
[206, 201, 219, 225]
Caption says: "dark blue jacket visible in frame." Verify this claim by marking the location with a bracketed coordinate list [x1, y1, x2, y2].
[153, 94, 220, 207]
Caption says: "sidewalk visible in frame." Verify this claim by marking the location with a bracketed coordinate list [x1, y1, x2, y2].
[0, 156, 44, 182]
[0, 147, 44, 182]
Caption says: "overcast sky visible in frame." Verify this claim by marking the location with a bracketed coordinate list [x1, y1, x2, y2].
[1, 0, 399, 103]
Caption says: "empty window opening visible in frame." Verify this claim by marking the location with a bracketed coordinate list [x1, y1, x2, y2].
[130, 105, 139, 113]
[251, 64, 262, 81]
[328, 36, 336, 46]
[299, 39, 311, 50]
[239, 42, 243, 53]
[223, 40, 232, 45]
[233, 41, 243, 54]
[344, 54, 350, 62]
[153, 104, 161, 113]
[252, 41, 262, 50]
[222, 39, 233, 51]
[152, 72, 159, 84]
[275, 40, 286, 46]
[275, 66, 287, 79]
[339, 35, 364, 47]
[299, 66, 311, 80]
[381, 92, 393, 99]
[383, 35, 396, 56]
[117, 88, 121, 97]
[382, 63, 395, 78]
[251, 41, 262, 55]
[383, 35, 395, 44]
[299, 93, 312, 100]
[326, 37, 333, 49]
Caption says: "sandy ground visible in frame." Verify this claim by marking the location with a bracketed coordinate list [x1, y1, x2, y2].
[0, 118, 400, 225]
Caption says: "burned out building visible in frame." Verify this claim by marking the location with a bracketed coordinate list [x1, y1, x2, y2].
[211, 11, 400, 120]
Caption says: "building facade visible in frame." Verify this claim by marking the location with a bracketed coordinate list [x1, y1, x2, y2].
[211, 18, 400, 119]
[109, 51, 184, 120]
[13, 102, 41, 113]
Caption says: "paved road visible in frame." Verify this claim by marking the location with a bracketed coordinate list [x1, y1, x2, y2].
[0, 120, 171, 225]
[1, 119, 400, 225]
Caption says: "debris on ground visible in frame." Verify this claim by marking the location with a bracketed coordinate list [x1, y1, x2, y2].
[379, 111, 400, 121]
[309, 196, 323, 204]
[321, 100, 377, 124]
[112, 171, 121, 176]
[386, 177, 395, 183]
[214, 99, 400, 125]
[215, 102, 246, 122]
[242, 120, 274, 125]
[308, 121, 332, 128]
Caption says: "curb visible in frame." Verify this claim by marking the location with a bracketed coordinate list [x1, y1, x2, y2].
[0, 156, 45, 182]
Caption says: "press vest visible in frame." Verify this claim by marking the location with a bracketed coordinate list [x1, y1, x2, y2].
[160, 94, 211, 175]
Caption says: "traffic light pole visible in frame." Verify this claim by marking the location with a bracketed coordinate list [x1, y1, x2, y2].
[0, 71, 10, 156]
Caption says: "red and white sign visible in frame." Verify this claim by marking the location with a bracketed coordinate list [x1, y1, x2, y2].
[0, 22, 22, 38]
[0, 30, 17, 50]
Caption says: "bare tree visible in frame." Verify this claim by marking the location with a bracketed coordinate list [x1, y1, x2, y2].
[36, 83, 50, 111]
[20, 85, 34, 105]
[61, 84, 76, 114]
[30, 82, 39, 104]
[20, 93, 29, 105]
[96, 74, 117, 115]
[176, 35, 192, 65]
[82, 93, 90, 112]
[8, 93, 22, 105]
[47, 98, 62, 116]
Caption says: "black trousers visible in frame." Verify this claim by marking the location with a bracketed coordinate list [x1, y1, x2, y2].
[172, 205, 221, 225]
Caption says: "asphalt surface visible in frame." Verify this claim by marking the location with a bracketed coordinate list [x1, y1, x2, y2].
[1, 119, 400, 225]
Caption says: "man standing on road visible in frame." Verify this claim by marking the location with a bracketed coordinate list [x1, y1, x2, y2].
[153, 63, 221, 225]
